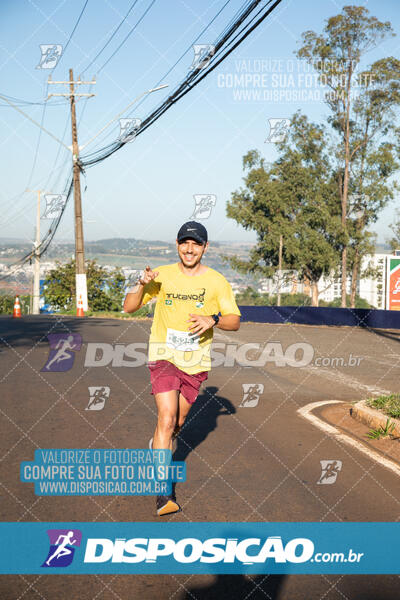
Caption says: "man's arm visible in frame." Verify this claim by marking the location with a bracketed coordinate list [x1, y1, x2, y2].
[215, 314, 240, 331]
[188, 313, 240, 335]
[123, 266, 159, 313]
[123, 282, 145, 313]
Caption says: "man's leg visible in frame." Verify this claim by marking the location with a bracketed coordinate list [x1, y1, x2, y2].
[152, 389, 182, 515]
[152, 390, 179, 452]
[175, 393, 193, 435]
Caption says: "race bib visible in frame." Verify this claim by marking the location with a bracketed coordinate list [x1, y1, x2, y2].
[166, 328, 200, 351]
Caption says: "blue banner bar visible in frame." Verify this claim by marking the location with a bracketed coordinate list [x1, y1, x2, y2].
[0, 522, 399, 574]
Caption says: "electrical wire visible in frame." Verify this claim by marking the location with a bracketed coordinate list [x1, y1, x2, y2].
[82, 0, 235, 154]
[1, 0, 90, 274]
[80, 0, 140, 76]
[81, 0, 277, 165]
[96, 0, 157, 74]
[2, 0, 284, 275]
[60, 0, 90, 60]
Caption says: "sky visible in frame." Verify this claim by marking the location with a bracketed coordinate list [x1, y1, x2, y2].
[1, 0, 400, 248]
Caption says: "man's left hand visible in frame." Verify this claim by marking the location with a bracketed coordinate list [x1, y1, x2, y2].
[187, 314, 215, 336]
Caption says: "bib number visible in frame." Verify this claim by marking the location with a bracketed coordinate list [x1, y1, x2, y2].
[166, 328, 200, 351]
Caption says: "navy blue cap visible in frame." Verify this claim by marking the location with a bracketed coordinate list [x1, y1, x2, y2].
[177, 221, 208, 244]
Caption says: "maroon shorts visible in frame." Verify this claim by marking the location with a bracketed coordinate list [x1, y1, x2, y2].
[148, 360, 208, 404]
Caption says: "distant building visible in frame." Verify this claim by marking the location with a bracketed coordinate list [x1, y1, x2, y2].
[255, 253, 396, 309]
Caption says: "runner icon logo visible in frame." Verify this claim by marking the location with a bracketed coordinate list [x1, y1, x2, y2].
[41, 334, 82, 372]
[317, 460, 342, 485]
[86, 386, 110, 411]
[265, 118, 290, 143]
[240, 383, 264, 408]
[37, 44, 62, 69]
[42, 194, 67, 219]
[41, 529, 82, 568]
[189, 44, 215, 71]
[190, 194, 217, 220]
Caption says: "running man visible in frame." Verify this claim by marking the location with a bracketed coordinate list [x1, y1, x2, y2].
[123, 221, 241, 516]
[45, 531, 76, 566]
[45, 335, 77, 371]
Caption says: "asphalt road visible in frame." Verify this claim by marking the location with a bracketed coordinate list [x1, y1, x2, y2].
[0, 315, 399, 599]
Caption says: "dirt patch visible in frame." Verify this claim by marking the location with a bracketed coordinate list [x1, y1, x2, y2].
[315, 402, 400, 466]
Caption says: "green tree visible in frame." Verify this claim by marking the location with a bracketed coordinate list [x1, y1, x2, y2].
[0, 293, 30, 315]
[43, 259, 126, 312]
[296, 5, 396, 307]
[347, 57, 400, 306]
[226, 113, 340, 306]
[388, 208, 400, 253]
[235, 288, 311, 307]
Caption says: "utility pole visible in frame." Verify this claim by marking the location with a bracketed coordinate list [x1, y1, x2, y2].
[26, 189, 42, 315]
[69, 68, 86, 310]
[47, 70, 96, 312]
[277, 234, 283, 307]
[37, 76, 166, 313]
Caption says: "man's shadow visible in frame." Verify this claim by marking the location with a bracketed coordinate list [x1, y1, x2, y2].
[174, 386, 235, 463]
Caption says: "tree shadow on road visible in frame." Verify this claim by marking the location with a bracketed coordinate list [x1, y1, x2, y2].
[174, 386, 235, 463]
[181, 573, 285, 599]
[0, 315, 125, 349]
[369, 327, 400, 344]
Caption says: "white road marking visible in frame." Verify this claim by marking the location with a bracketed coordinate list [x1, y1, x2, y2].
[213, 330, 392, 396]
[298, 366, 390, 396]
[362, 355, 400, 368]
[298, 400, 400, 478]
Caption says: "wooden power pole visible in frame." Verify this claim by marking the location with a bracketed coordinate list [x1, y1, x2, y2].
[47, 70, 95, 312]
[69, 68, 86, 310]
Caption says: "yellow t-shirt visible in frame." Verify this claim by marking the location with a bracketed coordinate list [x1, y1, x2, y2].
[140, 263, 241, 374]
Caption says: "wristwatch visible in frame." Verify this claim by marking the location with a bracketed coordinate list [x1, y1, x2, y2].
[211, 314, 220, 326]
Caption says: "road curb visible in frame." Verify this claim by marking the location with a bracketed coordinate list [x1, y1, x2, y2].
[351, 400, 400, 437]
[298, 401, 400, 478]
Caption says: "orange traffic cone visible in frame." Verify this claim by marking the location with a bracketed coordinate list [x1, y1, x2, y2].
[76, 294, 85, 317]
[13, 296, 22, 318]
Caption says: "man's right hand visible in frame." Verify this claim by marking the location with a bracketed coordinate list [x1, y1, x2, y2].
[124, 266, 159, 313]
[139, 265, 159, 286]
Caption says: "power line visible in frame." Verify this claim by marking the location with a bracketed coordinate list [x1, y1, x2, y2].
[0, 0, 89, 262]
[81, 0, 281, 166]
[2, 0, 284, 276]
[96, 0, 157, 74]
[81, 0, 140, 76]
[83, 0, 235, 154]
[61, 0, 90, 61]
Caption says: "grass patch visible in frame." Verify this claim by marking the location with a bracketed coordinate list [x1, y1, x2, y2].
[366, 394, 400, 420]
